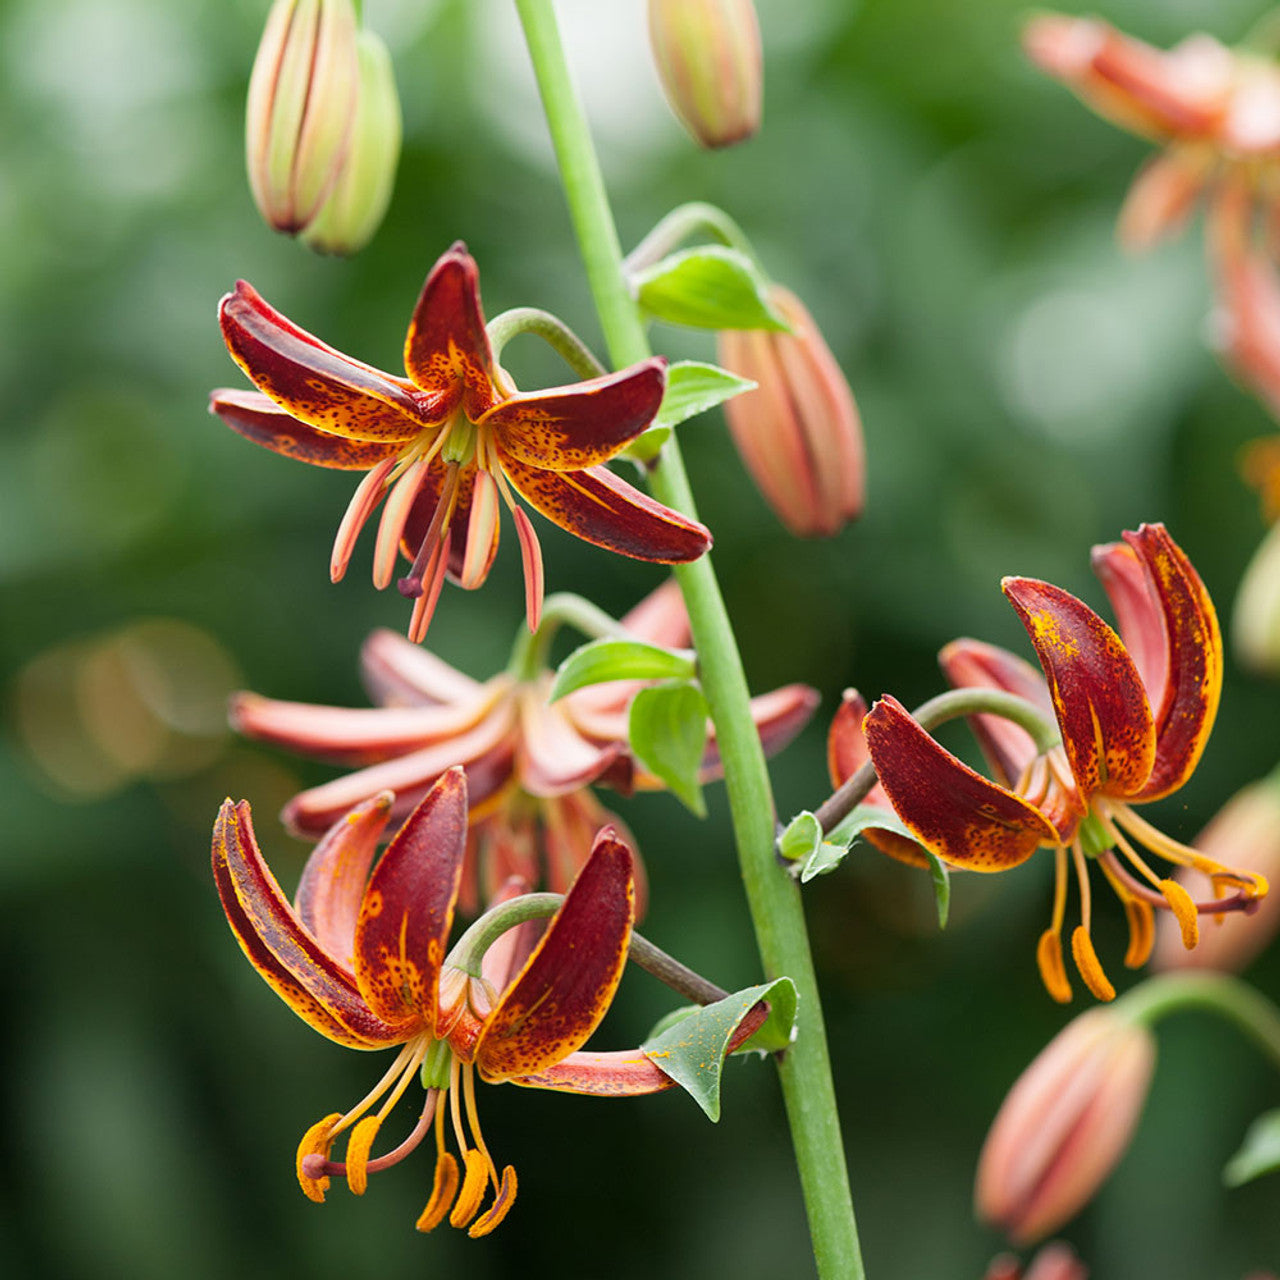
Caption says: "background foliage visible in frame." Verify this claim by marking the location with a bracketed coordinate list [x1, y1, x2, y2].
[3, 0, 1279, 1276]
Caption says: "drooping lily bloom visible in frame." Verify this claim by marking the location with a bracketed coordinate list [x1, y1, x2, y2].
[214, 770, 762, 1233]
[231, 582, 817, 910]
[213, 243, 711, 640]
[863, 523, 1268, 1002]
[1024, 14, 1280, 253]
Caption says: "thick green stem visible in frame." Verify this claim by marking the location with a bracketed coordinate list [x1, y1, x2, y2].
[507, 590, 625, 680]
[486, 306, 606, 378]
[513, 3, 864, 1275]
[623, 201, 761, 273]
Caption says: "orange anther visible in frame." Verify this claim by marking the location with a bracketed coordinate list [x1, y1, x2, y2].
[1071, 926, 1116, 1002]
[1159, 878, 1200, 949]
[344, 1116, 382, 1196]
[468, 1164, 518, 1238]
[415, 1152, 460, 1233]
[295, 1113, 342, 1203]
[1036, 928, 1072, 1004]
[449, 1148, 489, 1229]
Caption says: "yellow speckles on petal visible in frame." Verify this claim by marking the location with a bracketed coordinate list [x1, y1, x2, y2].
[363, 889, 384, 918]
[1070, 926, 1116, 1001]
[345, 1115, 381, 1195]
[415, 1151, 460, 1233]
[296, 1113, 342, 1203]
[1160, 878, 1200, 949]
[468, 1165, 517, 1238]
[449, 1149, 489, 1229]
[1036, 928, 1072, 1003]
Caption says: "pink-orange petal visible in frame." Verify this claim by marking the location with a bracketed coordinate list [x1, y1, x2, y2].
[474, 830, 635, 1081]
[294, 792, 394, 969]
[209, 389, 403, 470]
[402, 242, 493, 417]
[359, 628, 483, 707]
[1090, 539, 1170, 709]
[1003, 576, 1156, 802]
[863, 696, 1058, 871]
[212, 799, 407, 1048]
[498, 455, 711, 564]
[353, 768, 469, 1025]
[1122, 523, 1223, 801]
[219, 282, 434, 441]
[699, 684, 819, 781]
[518, 686, 625, 797]
[482, 358, 667, 472]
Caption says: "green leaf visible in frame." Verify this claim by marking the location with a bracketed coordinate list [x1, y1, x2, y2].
[548, 637, 695, 702]
[620, 425, 671, 465]
[634, 247, 788, 332]
[653, 361, 756, 430]
[642, 978, 797, 1121]
[798, 839, 853, 884]
[628, 682, 709, 816]
[778, 810, 822, 864]
[1224, 1108, 1280, 1186]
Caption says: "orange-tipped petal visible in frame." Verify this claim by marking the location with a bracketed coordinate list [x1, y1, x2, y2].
[212, 799, 407, 1047]
[498, 455, 711, 564]
[468, 1165, 517, 1237]
[1121, 524, 1222, 801]
[219, 281, 432, 441]
[1160, 878, 1200, 949]
[296, 1113, 342, 1203]
[1003, 577, 1155, 802]
[1070, 926, 1116, 1002]
[353, 769, 469, 1025]
[1036, 929, 1072, 1004]
[210, 388, 402, 469]
[402, 242, 492, 415]
[416, 1151, 460, 1232]
[475, 830, 634, 1081]
[294, 792, 394, 968]
[344, 1115, 381, 1195]
[863, 696, 1058, 871]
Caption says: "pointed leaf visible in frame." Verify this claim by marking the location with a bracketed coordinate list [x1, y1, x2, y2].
[628, 683, 709, 816]
[549, 637, 697, 702]
[778, 810, 822, 864]
[652, 361, 756, 430]
[634, 247, 789, 332]
[1224, 1108, 1280, 1187]
[641, 978, 796, 1121]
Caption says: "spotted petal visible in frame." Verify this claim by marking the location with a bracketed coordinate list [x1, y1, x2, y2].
[209, 389, 402, 470]
[220, 281, 437, 441]
[499, 456, 711, 564]
[1003, 577, 1156, 802]
[212, 799, 407, 1048]
[1122, 523, 1222, 800]
[483, 359, 667, 472]
[475, 829, 634, 1082]
[864, 696, 1058, 870]
[353, 768, 469, 1026]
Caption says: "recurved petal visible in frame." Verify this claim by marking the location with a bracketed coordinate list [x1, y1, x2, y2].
[499, 457, 711, 564]
[353, 768, 469, 1025]
[402, 243, 493, 414]
[1122, 523, 1223, 800]
[210, 389, 402, 470]
[359, 628, 484, 707]
[699, 684, 819, 780]
[939, 638, 1055, 789]
[212, 799, 407, 1048]
[518, 684, 625, 797]
[294, 793, 394, 970]
[219, 281, 435, 441]
[482, 359, 666, 471]
[863, 696, 1058, 870]
[1090, 540, 1170, 709]
[475, 829, 634, 1081]
[1003, 577, 1156, 802]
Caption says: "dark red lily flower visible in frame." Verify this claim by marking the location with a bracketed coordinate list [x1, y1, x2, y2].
[230, 582, 818, 910]
[213, 770, 762, 1234]
[213, 242, 711, 640]
[858, 524, 1267, 1002]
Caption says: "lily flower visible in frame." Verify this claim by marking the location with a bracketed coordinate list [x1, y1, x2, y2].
[864, 523, 1267, 1002]
[212, 242, 711, 640]
[213, 770, 754, 1233]
[230, 582, 817, 910]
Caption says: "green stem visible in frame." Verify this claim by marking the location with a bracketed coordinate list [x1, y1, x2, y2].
[513, 3, 864, 1275]
[1119, 973, 1280, 1072]
[623, 200, 761, 273]
[506, 590, 627, 681]
[486, 306, 606, 378]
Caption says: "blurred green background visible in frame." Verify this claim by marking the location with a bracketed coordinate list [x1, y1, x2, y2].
[3, 0, 1280, 1276]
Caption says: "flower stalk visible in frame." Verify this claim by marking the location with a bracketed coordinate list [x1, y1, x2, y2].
[512, 2, 864, 1274]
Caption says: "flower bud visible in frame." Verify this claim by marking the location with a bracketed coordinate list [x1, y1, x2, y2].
[976, 1008, 1155, 1245]
[984, 1242, 1089, 1280]
[246, 0, 359, 234]
[1153, 775, 1280, 973]
[1233, 520, 1280, 675]
[300, 29, 402, 255]
[648, 0, 762, 149]
[717, 287, 865, 537]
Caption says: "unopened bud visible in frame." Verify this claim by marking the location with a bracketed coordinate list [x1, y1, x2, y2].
[717, 286, 865, 537]
[1154, 776, 1280, 973]
[1234, 521, 1280, 675]
[648, 0, 762, 149]
[976, 1008, 1155, 1245]
[246, 0, 359, 233]
[301, 29, 402, 255]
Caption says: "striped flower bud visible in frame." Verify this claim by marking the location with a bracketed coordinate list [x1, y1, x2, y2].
[648, 0, 762, 149]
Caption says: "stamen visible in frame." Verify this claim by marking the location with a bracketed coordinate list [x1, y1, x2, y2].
[399, 463, 462, 598]
[1100, 813, 1165, 891]
[1098, 854, 1155, 968]
[332, 1041, 417, 1138]
[295, 1112, 342, 1203]
[344, 1116, 381, 1195]
[1099, 850, 1262, 917]
[1070, 925, 1115, 1002]
[1160, 878, 1200, 950]
[1069, 840, 1093, 933]
[462, 1062, 501, 1192]
[373, 457, 429, 589]
[416, 1152, 460, 1233]
[468, 1165, 518, 1238]
[1113, 805, 1267, 900]
[449, 1150, 489, 1229]
[407, 542, 450, 644]
[459, 469, 501, 591]
[331, 457, 397, 583]
[492, 462, 545, 632]
[1036, 929, 1071, 1003]
[302, 1092, 439, 1181]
